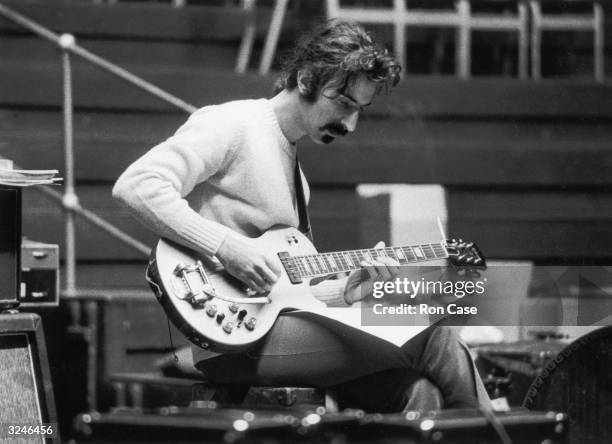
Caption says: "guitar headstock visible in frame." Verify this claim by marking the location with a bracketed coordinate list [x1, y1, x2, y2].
[445, 238, 486, 269]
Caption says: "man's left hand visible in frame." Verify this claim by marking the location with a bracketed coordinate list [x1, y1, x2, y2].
[343, 241, 400, 305]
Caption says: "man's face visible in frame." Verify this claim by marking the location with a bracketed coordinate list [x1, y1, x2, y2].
[301, 73, 378, 145]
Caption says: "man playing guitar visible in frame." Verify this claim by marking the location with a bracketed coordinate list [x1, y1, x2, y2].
[113, 19, 489, 412]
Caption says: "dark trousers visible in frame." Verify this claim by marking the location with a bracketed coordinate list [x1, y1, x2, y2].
[197, 311, 489, 412]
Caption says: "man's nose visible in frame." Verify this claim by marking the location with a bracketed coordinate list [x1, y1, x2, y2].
[342, 110, 359, 133]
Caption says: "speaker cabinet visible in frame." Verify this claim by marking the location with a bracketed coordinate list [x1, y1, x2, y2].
[0, 313, 59, 442]
[524, 326, 612, 444]
[0, 185, 21, 309]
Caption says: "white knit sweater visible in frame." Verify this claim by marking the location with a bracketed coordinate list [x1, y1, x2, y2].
[113, 98, 347, 306]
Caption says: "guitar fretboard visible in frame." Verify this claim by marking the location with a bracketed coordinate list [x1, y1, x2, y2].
[283, 243, 448, 279]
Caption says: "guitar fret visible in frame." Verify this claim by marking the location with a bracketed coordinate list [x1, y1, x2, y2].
[350, 251, 361, 268]
[321, 254, 333, 273]
[296, 257, 306, 275]
[412, 246, 425, 259]
[334, 253, 346, 271]
[328, 254, 338, 271]
[292, 258, 305, 277]
[385, 248, 397, 262]
[338, 252, 349, 271]
[422, 244, 436, 260]
[300, 256, 311, 276]
[316, 255, 328, 274]
[436, 244, 448, 258]
[304, 256, 314, 275]
[402, 247, 416, 262]
[393, 247, 406, 263]
[304, 257, 314, 276]
[309, 255, 320, 275]
[341, 252, 354, 270]
[302, 256, 312, 276]
[313, 256, 323, 275]
[430, 244, 443, 259]
[325, 253, 338, 273]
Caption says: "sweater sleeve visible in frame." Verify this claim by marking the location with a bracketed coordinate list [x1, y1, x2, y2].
[310, 276, 351, 307]
[112, 107, 239, 256]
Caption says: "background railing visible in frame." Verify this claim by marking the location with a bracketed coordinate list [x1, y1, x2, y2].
[327, 0, 604, 81]
[0, 3, 196, 297]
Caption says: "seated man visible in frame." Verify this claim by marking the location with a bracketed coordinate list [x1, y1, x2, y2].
[113, 19, 489, 412]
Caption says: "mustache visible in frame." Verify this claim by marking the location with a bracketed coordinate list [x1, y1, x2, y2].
[319, 123, 348, 137]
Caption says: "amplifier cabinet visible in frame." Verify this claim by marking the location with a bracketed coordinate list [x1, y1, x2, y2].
[0, 313, 59, 443]
[20, 241, 59, 307]
[0, 186, 21, 309]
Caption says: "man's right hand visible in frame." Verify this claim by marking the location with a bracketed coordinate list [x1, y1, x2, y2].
[215, 232, 281, 293]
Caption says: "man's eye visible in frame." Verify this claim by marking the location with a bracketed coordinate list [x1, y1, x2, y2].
[338, 99, 351, 109]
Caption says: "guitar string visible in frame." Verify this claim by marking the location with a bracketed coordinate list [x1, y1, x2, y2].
[290, 243, 449, 278]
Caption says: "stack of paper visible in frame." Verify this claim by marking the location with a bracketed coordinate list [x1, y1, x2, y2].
[0, 167, 62, 187]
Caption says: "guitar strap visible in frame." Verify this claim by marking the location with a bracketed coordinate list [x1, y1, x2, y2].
[294, 157, 313, 242]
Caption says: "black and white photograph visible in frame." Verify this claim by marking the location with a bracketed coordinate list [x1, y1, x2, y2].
[1, 1, 611, 443]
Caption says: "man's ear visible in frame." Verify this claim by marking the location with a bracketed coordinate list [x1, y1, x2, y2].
[296, 70, 314, 98]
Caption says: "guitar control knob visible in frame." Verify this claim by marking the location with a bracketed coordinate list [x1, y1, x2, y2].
[216, 313, 225, 324]
[229, 303, 239, 314]
[223, 322, 234, 334]
[237, 309, 247, 321]
[206, 304, 217, 317]
[245, 317, 256, 331]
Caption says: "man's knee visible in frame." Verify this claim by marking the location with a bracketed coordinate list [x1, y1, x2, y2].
[428, 326, 462, 349]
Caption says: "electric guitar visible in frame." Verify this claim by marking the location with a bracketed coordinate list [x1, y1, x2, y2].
[147, 226, 485, 353]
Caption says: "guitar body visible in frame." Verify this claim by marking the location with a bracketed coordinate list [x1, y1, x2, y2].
[147, 225, 485, 353]
[148, 226, 326, 353]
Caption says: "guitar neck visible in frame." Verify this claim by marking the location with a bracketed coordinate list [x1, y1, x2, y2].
[288, 243, 448, 279]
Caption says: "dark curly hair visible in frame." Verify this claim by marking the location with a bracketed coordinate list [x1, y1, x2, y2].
[273, 19, 401, 101]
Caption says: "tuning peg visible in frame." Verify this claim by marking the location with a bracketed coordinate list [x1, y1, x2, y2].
[457, 254, 467, 262]
[466, 242, 474, 249]
[465, 257, 475, 264]
[474, 258, 483, 265]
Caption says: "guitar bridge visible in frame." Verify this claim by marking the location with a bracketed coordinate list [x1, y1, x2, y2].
[174, 261, 215, 306]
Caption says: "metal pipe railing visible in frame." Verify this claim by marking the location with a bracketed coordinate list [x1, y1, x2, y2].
[61, 46, 77, 297]
[0, 2, 197, 298]
[0, 4, 197, 114]
[36, 185, 151, 256]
